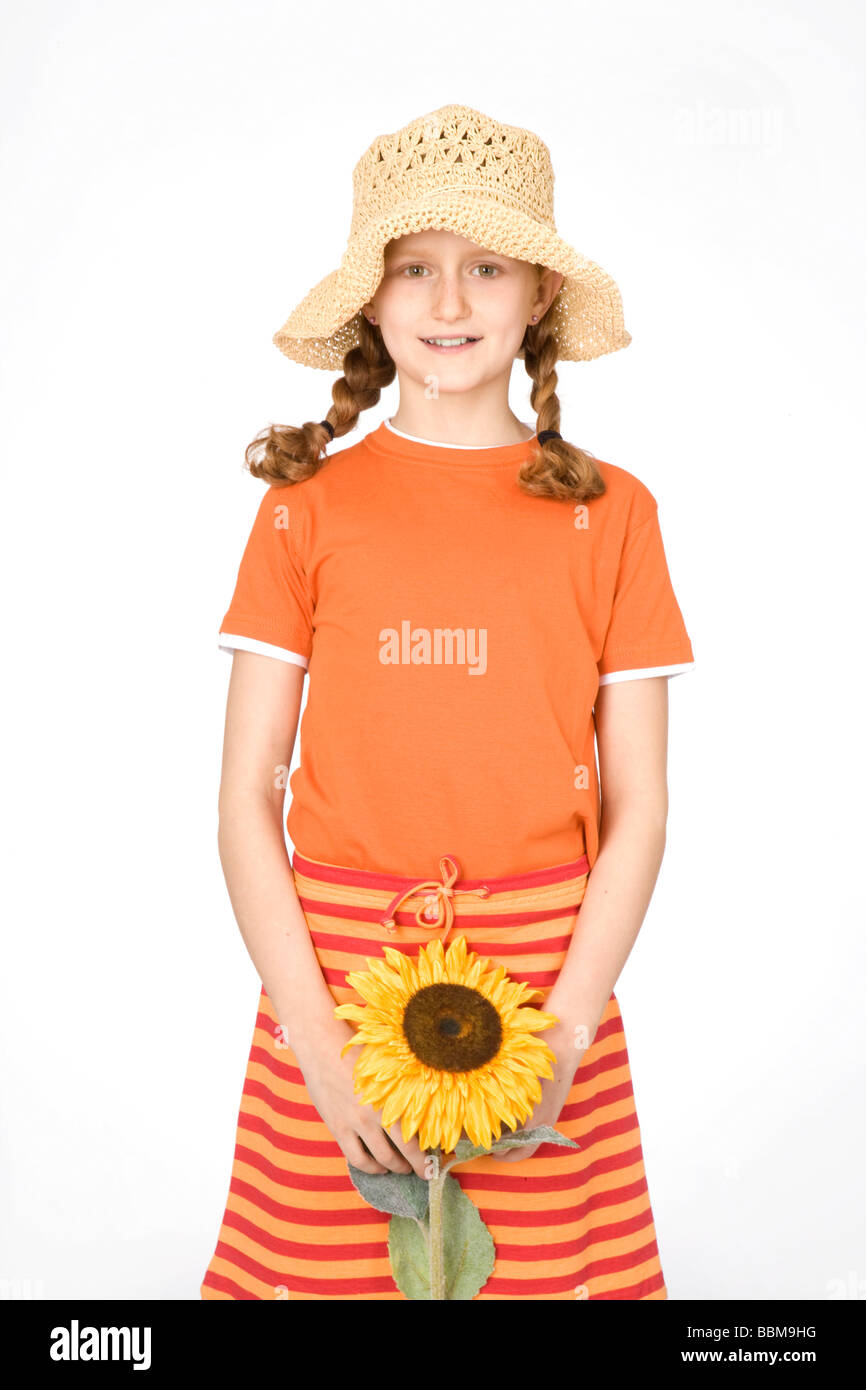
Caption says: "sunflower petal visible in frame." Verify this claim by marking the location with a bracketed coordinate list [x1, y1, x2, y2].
[444, 934, 468, 981]
[332, 1003, 367, 1024]
[385, 947, 419, 993]
[344, 975, 392, 1008]
[400, 1110, 421, 1144]
[510, 1006, 559, 1033]
[380, 1085, 410, 1129]
[415, 946, 433, 988]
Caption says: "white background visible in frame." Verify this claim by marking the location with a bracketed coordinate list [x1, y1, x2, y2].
[1, 0, 864, 1301]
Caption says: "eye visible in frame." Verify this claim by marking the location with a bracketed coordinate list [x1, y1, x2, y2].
[403, 265, 428, 277]
[473, 264, 500, 277]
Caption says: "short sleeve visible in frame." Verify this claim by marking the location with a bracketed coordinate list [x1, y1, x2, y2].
[217, 487, 314, 670]
[597, 503, 694, 684]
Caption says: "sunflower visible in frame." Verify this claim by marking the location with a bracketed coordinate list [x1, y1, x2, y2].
[333, 934, 560, 1154]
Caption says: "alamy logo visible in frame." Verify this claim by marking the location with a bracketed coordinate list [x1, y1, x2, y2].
[50, 1319, 151, 1370]
[379, 621, 487, 675]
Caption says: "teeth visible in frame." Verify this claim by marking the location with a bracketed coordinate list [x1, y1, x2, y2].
[424, 337, 475, 346]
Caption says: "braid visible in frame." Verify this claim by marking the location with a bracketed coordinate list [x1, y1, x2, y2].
[245, 315, 396, 487]
[518, 316, 606, 503]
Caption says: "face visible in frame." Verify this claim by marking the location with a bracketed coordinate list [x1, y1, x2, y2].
[362, 230, 563, 391]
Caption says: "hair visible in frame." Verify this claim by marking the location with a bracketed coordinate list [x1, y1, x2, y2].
[244, 264, 607, 503]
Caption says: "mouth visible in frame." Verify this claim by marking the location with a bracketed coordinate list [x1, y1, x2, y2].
[419, 336, 481, 353]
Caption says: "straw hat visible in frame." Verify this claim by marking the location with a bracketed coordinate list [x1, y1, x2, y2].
[272, 104, 631, 370]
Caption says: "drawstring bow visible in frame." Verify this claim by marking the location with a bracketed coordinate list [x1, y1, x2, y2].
[379, 854, 489, 944]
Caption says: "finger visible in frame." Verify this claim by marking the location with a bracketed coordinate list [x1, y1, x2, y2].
[379, 1127, 415, 1175]
[385, 1124, 427, 1177]
[360, 1127, 415, 1174]
[343, 1135, 389, 1175]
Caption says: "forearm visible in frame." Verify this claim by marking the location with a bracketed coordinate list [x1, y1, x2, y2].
[546, 805, 667, 1049]
[217, 790, 340, 1047]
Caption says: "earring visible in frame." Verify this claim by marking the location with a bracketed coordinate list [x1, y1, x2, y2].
[531, 314, 538, 322]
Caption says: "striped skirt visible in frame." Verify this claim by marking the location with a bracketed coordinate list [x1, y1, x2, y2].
[200, 849, 668, 1300]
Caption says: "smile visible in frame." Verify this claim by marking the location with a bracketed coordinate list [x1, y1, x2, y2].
[419, 337, 481, 351]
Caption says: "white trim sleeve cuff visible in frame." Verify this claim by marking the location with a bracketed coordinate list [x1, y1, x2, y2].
[598, 661, 695, 684]
[218, 633, 309, 670]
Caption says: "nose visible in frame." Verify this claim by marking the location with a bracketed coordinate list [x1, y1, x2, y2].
[430, 274, 471, 323]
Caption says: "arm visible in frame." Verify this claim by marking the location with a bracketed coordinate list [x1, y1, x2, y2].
[497, 675, 670, 1157]
[217, 649, 428, 1176]
[217, 649, 338, 1034]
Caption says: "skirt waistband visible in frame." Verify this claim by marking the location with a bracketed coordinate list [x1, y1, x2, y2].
[290, 849, 590, 945]
[291, 849, 590, 895]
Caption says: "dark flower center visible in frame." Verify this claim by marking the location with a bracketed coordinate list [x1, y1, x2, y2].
[402, 982, 502, 1072]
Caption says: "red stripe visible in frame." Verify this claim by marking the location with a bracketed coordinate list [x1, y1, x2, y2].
[463, 1173, 654, 1224]
[201, 1270, 260, 1299]
[321, 964, 562, 989]
[455, 1164, 645, 1196]
[237, 1111, 346, 1157]
[578, 1237, 663, 1283]
[245, 1044, 306, 1087]
[478, 1270, 597, 1295]
[292, 849, 589, 894]
[241, 1075, 321, 1123]
[298, 896, 581, 932]
[559, 1075, 634, 1120]
[223, 1208, 388, 1260]
[204, 1260, 663, 1300]
[307, 925, 575, 955]
[228, 1176, 383, 1226]
[492, 1210, 657, 1259]
[211, 1239, 397, 1295]
[470, 1202, 653, 1233]
[230, 1144, 361, 1192]
[593, 1270, 666, 1299]
[482, 1267, 664, 1297]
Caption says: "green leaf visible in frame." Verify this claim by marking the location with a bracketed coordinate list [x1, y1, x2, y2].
[347, 1163, 429, 1219]
[388, 1176, 496, 1301]
[389, 1215, 432, 1300]
[452, 1124, 580, 1163]
[441, 1173, 496, 1299]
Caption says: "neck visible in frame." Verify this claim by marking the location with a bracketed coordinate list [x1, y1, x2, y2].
[388, 379, 535, 447]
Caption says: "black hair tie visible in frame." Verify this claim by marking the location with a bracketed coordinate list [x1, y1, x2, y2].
[318, 419, 335, 440]
[537, 429, 562, 445]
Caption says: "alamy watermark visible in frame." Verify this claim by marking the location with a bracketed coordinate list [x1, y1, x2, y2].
[379, 622, 487, 675]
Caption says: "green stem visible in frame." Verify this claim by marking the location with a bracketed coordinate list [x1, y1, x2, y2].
[428, 1147, 446, 1300]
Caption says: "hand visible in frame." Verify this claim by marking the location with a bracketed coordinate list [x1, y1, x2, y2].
[495, 1016, 585, 1162]
[290, 1013, 429, 1178]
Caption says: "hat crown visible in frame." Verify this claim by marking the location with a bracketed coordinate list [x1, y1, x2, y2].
[350, 104, 557, 236]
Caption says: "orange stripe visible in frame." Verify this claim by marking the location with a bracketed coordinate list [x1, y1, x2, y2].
[201, 852, 668, 1300]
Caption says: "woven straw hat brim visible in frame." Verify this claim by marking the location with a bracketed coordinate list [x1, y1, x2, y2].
[272, 189, 631, 370]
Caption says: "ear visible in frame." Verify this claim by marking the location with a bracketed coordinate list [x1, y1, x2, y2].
[544, 269, 565, 307]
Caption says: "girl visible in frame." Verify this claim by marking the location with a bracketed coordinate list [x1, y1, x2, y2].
[201, 104, 694, 1301]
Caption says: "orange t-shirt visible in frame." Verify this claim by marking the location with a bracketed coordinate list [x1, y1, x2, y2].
[218, 418, 695, 879]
